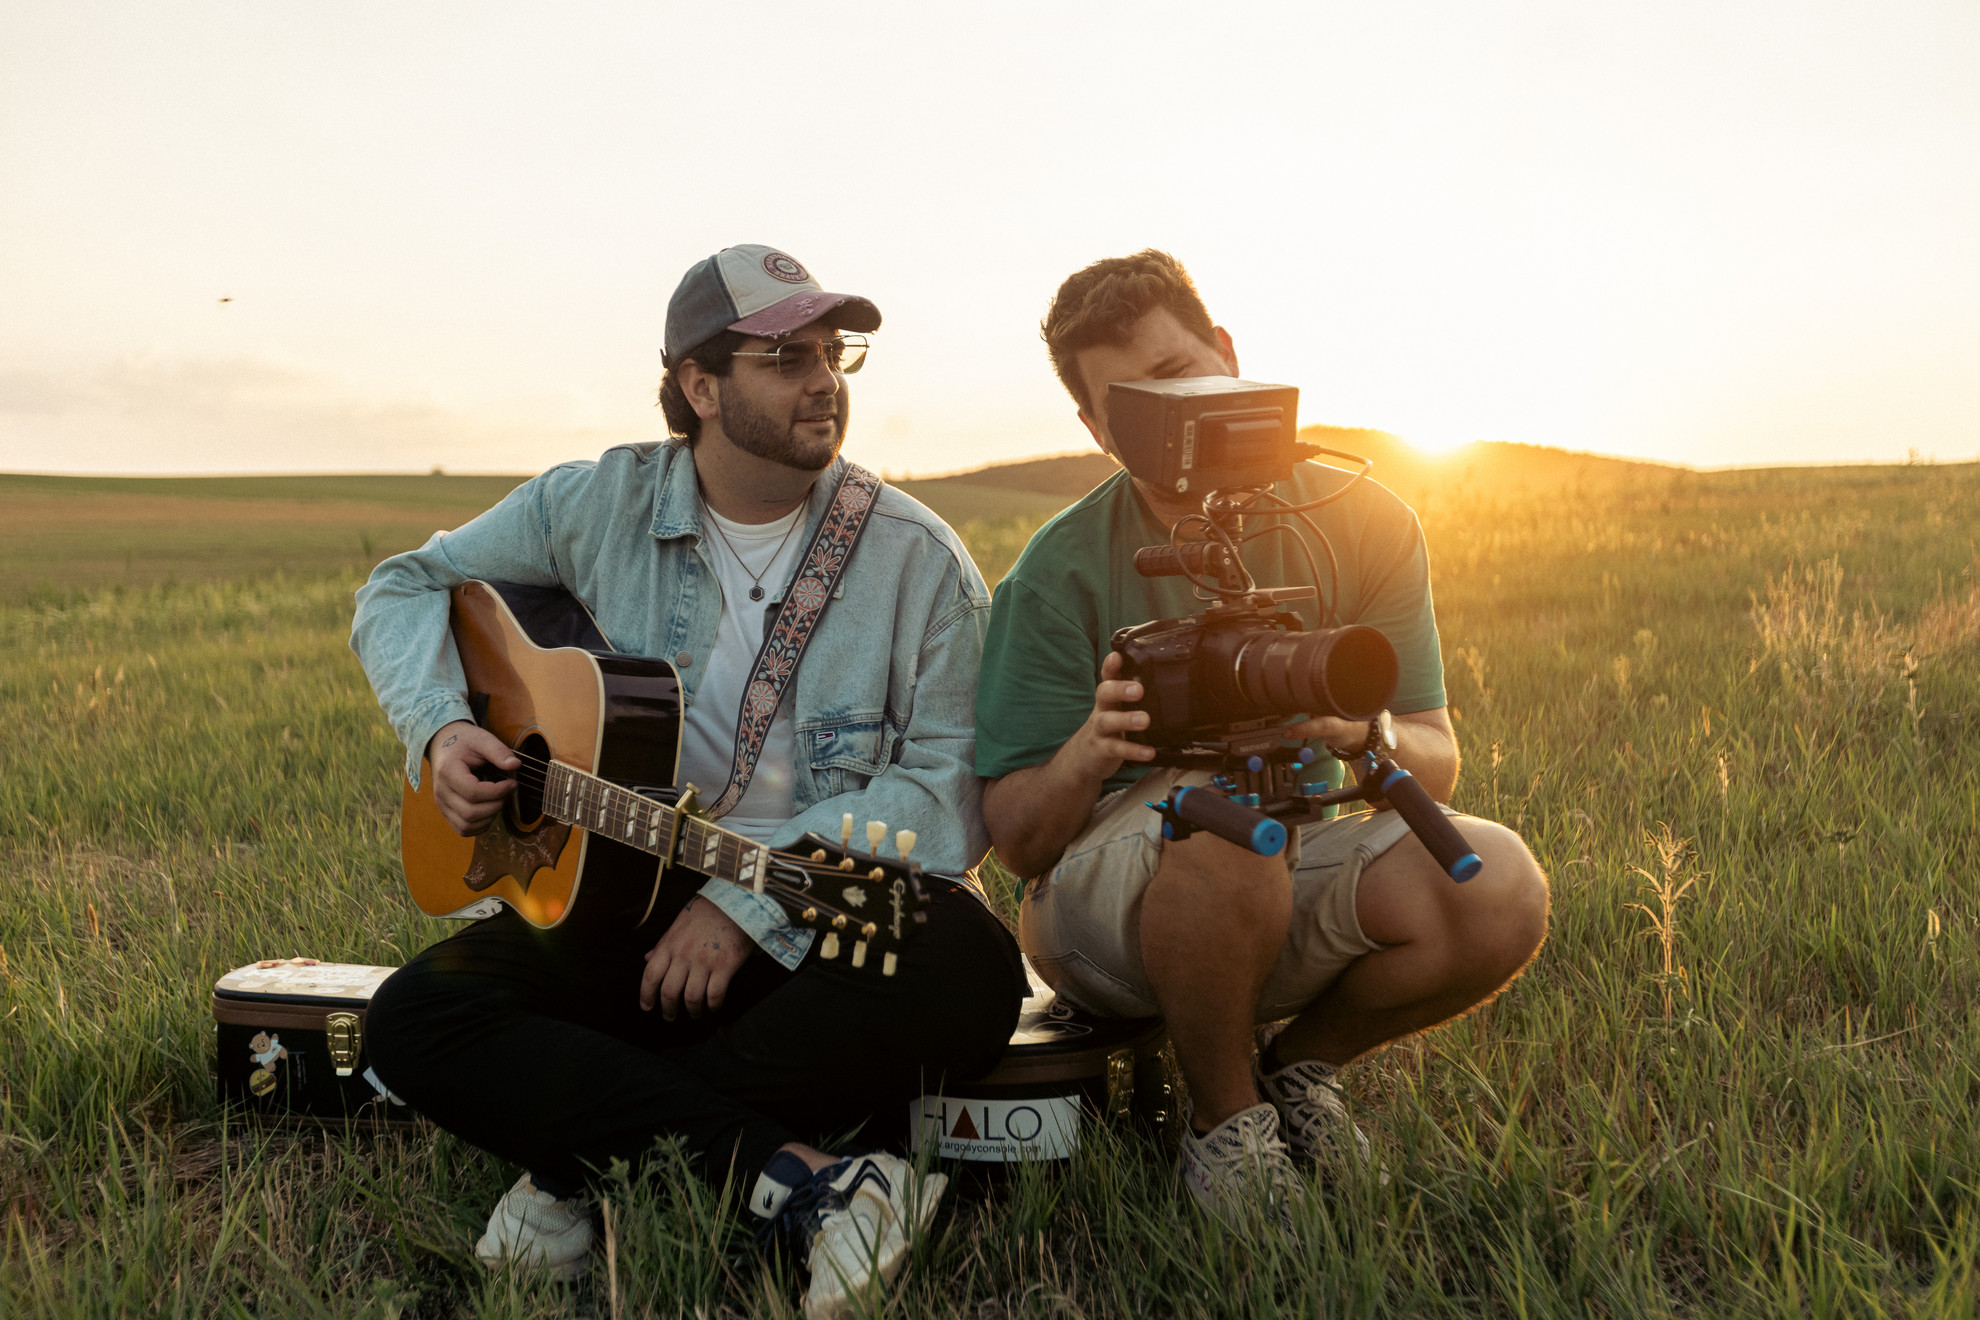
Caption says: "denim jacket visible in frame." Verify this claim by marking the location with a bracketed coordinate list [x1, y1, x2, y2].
[351, 441, 992, 969]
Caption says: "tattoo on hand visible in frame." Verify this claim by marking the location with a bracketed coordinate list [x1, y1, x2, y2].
[441, 734, 459, 747]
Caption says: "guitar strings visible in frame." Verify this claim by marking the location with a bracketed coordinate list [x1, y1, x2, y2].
[482, 745, 916, 875]
[473, 766, 872, 927]
[463, 744, 919, 921]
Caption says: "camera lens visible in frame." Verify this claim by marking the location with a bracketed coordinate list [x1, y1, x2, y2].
[1233, 625, 1397, 722]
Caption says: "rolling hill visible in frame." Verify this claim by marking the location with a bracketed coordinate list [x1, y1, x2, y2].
[895, 426, 1668, 515]
[0, 438, 1711, 599]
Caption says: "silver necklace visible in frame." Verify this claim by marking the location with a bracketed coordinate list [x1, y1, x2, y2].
[706, 508, 803, 602]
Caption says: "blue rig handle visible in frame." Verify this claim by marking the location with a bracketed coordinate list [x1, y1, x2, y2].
[1163, 786, 1289, 857]
[1377, 763, 1482, 882]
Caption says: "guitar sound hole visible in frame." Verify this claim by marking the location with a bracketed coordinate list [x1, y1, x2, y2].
[510, 731, 551, 829]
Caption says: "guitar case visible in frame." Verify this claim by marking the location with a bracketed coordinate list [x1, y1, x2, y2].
[213, 956, 1171, 1155]
[909, 959, 1171, 1169]
[212, 959, 413, 1125]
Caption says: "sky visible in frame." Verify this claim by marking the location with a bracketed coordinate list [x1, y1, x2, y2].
[2, 0, 1976, 477]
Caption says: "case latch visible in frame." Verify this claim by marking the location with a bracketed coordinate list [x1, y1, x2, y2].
[325, 1012, 362, 1076]
[1105, 1047, 1135, 1122]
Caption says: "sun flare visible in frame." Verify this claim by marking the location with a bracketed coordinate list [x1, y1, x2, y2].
[1399, 430, 1474, 457]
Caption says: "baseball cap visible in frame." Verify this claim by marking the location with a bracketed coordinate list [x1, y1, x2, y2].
[663, 244, 881, 366]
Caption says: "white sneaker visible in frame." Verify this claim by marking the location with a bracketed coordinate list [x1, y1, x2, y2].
[1177, 1102, 1301, 1235]
[1254, 1021, 1375, 1174]
[754, 1151, 947, 1320]
[473, 1172, 592, 1279]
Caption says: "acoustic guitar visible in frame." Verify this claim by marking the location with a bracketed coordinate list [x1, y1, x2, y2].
[399, 579, 928, 974]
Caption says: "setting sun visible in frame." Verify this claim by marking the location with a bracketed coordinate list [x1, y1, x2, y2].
[1398, 432, 1475, 458]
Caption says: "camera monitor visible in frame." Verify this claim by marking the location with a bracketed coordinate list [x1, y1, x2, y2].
[1105, 377, 1301, 494]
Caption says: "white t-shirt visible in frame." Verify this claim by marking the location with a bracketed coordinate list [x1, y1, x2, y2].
[675, 501, 809, 842]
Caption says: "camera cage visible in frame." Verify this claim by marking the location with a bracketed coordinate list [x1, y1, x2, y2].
[1102, 376, 1481, 882]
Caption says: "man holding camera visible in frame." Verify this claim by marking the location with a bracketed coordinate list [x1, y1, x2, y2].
[977, 250, 1548, 1227]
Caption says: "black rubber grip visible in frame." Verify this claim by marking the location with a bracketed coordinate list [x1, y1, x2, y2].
[1133, 543, 1230, 579]
[1167, 787, 1289, 857]
[1377, 764, 1482, 882]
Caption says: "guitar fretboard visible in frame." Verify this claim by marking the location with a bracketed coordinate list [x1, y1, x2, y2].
[540, 761, 770, 894]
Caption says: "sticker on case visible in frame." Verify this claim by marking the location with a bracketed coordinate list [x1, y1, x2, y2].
[247, 1030, 288, 1096]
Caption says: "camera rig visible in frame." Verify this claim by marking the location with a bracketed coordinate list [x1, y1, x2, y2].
[1104, 376, 1482, 883]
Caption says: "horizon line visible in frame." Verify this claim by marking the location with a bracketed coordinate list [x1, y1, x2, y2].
[1, 441, 1969, 485]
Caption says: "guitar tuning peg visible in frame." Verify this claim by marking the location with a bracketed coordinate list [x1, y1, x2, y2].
[851, 940, 868, 968]
[865, 820, 886, 851]
[821, 931, 840, 960]
[895, 829, 917, 861]
[841, 813, 854, 847]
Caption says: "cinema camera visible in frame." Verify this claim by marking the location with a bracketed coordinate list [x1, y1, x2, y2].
[1105, 376, 1482, 882]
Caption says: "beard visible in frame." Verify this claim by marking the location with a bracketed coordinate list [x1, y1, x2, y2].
[718, 387, 848, 473]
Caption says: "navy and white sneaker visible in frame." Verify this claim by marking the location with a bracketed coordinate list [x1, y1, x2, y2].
[751, 1150, 947, 1320]
[1177, 1102, 1302, 1238]
[1254, 1021, 1377, 1176]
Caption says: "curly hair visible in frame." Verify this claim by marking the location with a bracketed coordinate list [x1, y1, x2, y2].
[1041, 249, 1220, 412]
[655, 329, 746, 443]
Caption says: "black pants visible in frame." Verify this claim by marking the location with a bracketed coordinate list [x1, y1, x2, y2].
[367, 877, 1025, 1198]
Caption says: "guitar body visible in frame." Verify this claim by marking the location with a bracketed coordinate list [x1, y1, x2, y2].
[401, 580, 684, 935]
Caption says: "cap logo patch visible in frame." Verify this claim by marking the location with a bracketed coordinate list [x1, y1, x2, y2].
[763, 252, 809, 283]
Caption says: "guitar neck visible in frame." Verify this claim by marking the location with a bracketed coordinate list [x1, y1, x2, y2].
[541, 761, 770, 894]
[526, 753, 926, 976]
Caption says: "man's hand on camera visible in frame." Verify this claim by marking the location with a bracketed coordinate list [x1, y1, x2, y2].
[1065, 651, 1160, 783]
[983, 652, 1158, 880]
[1289, 707, 1461, 804]
[1283, 713, 1375, 752]
[425, 719, 520, 836]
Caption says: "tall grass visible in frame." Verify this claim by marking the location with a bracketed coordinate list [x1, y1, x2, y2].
[4, 464, 1979, 1316]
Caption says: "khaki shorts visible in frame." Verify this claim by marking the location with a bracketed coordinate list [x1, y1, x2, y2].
[1019, 768, 1432, 1021]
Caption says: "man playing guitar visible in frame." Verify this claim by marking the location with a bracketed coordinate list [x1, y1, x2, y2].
[351, 245, 1023, 1319]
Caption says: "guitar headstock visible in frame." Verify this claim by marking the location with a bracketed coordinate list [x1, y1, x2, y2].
[763, 820, 931, 976]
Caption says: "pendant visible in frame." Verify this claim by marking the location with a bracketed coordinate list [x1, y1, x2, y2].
[749, 585, 764, 602]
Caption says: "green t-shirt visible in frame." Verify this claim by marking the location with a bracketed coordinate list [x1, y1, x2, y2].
[974, 463, 1447, 794]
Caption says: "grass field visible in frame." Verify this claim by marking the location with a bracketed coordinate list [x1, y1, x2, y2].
[3, 450, 1978, 1317]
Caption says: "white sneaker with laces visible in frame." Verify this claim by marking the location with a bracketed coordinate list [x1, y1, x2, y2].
[755, 1150, 947, 1320]
[1177, 1101, 1301, 1234]
[1254, 1022, 1376, 1174]
[473, 1172, 593, 1279]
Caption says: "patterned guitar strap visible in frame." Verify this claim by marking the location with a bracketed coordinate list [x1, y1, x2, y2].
[706, 462, 883, 818]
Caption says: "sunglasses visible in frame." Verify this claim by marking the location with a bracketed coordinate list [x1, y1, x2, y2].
[731, 335, 869, 378]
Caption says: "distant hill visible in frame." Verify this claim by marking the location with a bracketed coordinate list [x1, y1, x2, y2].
[893, 453, 1116, 526]
[0, 441, 1682, 598]
[896, 429, 1668, 520]
[1297, 426, 1670, 508]
[904, 452, 1120, 499]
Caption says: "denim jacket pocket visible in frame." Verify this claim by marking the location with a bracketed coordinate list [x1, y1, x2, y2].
[803, 715, 899, 798]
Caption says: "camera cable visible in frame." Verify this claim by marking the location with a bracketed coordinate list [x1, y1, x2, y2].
[1228, 487, 1341, 627]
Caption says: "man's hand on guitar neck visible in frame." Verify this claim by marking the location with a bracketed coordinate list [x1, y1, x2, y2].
[426, 720, 521, 836]
[641, 897, 752, 1020]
